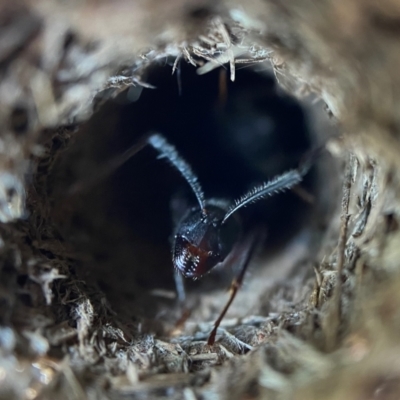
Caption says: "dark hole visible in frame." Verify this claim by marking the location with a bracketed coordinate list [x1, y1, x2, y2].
[110, 62, 313, 252]
[51, 61, 323, 326]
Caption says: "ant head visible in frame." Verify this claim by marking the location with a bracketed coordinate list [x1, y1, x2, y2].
[173, 204, 241, 279]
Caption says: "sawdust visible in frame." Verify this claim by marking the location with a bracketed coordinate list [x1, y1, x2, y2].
[1, 1, 400, 399]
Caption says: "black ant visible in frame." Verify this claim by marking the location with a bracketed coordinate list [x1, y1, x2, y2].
[117, 131, 318, 345]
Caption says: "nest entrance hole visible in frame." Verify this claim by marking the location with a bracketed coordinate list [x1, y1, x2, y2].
[50, 60, 338, 338]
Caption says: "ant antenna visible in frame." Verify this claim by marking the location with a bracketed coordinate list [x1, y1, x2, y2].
[147, 134, 207, 214]
[221, 141, 329, 223]
[222, 142, 326, 223]
[222, 169, 305, 223]
[67, 132, 207, 215]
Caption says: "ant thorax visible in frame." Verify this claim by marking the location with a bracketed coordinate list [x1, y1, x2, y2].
[172, 202, 241, 279]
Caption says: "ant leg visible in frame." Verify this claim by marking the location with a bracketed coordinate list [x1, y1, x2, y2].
[291, 185, 315, 204]
[174, 269, 186, 303]
[147, 134, 206, 212]
[207, 230, 261, 345]
[172, 270, 191, 335]
[67, 134, 150, 195]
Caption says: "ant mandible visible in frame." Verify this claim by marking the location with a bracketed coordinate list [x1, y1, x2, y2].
[120, 132, 316, 345]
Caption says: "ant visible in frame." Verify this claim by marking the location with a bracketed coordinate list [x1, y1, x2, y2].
[117, 131, 318, 345]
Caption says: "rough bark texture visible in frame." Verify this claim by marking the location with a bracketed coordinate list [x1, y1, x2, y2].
[1, 1, 400, 399]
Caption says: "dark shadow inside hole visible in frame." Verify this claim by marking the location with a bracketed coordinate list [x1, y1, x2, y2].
[51, 61, 322, 326]
[110, 62, 314, 272]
